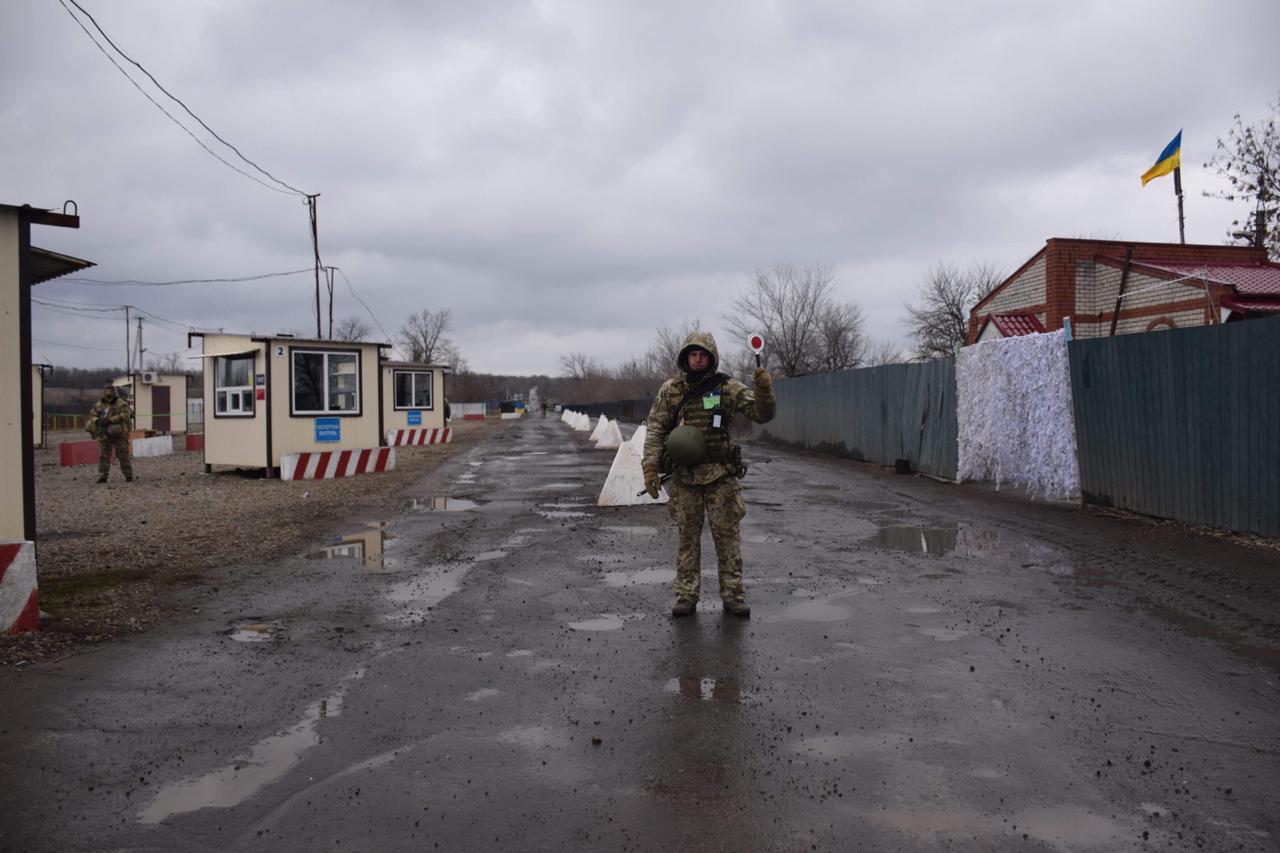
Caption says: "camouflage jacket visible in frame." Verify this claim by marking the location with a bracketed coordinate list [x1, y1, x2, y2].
[86, 397, 132, 439]
[642, 330, 775, 486]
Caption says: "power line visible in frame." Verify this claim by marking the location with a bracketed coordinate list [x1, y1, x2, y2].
[336, 268, 393, 342]
[59, 0, 307, 197]
[58, 268, 314, 287]
[33, 337, 126, 352]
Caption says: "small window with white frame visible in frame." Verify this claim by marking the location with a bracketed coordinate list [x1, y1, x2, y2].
[393, 370, 434, 410]
[292, 349, 361, 415]
[214, 354, 255, 417]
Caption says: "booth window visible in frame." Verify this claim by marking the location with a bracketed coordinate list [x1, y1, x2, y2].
[393, 370, 433, 410]
[292, 349, 360, 415]
[214, 355, 255, 416]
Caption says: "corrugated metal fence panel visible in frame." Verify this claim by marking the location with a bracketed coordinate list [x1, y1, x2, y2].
[569, 399, 655, 422]
[751, 360, 958, 479]
[1069, 316, 1280, 538]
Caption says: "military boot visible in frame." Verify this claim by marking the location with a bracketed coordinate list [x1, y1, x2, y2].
[671, 599, 697, 618]
[722, 599, 751, 618]
[96, 475, 108, 484]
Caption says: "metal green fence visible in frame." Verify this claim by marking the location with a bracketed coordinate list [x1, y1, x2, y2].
[751, 360, 959, 480]
[1069, 316, 1280, 538]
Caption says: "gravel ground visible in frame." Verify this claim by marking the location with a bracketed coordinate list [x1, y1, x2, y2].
[0, 420, 494, 666]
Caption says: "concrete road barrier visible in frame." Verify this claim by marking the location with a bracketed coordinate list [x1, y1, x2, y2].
[280, 447, 395, 481]
[0, 542, 38, 634]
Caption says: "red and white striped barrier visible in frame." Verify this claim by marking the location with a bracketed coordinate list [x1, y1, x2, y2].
[0, 542, 39, 634]
[386, 428, 452, 446]
[280, 447, 396, 481]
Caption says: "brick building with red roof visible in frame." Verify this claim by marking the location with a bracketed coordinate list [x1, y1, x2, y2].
[968, 238, 1279, 343]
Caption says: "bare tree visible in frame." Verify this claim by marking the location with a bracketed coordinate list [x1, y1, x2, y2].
[558, 352, 603, 381]
[147, 352, 187, 373]
[726, 265, 863, 377]
[399, 309, 460, 365]
[333, 315, 371, 342]
[1204, 95, 1280, 258]
[862, 338, 905, 366]
[903, 262, 1004, 360]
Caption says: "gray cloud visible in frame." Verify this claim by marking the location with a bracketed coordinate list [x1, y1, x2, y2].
[4, 0, 1277, 374]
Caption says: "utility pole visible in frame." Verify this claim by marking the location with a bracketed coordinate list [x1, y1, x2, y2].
[125, 305, 131, 375]
[307, 194, 322, 338]
[1173, 166, 1186, 244]
[136, 316, 145, 377]
[323, 265, 337, 339]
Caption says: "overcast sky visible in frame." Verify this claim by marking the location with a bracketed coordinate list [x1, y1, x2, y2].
[3, 0, 1277, 375]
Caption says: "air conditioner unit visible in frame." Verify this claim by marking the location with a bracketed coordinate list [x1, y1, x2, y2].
[141, 371, 158, 384]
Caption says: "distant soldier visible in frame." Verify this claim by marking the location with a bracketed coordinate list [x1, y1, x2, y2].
[540, 399, 549, 419]
[642, 331, 775, 618]
[86, 382, 133, 484]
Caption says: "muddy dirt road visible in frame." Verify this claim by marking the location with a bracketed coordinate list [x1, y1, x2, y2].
[1, 417, 1277, 851]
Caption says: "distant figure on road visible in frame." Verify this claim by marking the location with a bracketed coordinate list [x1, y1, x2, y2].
[86, 382, 133, 484]
[642, 331, 775, 618]
[540, 399, 548, 418]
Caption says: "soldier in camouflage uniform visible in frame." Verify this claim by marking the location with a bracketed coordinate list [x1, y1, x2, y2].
[642, 331, 775, 617]
[86, 382, 133, 484]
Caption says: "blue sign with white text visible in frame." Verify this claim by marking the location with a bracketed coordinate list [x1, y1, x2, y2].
[315, 417, 341, 443]
[407, 410, 422, 426]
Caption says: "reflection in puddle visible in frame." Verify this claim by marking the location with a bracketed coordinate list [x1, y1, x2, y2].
[904, 604, 943, 614]
[602, 525, 658, 536]
[465, 687, 500, 702]
[793, 733, 887, 759]
[602, 568, 701, 587]
[568, 615, 625, 631]
[876, 525, 958, 555]
[310, 529, 385, 569]
[384, 563, 470, 624]
[664, 676, 741, 702]
[139, 666, 366, 824]
[536, 510, 592, 519]
[782, 598, 854, 622]
[473, 550, 507, 562]
[1013, 805, 1125, 848]
[227, 621, 282, 643]
[410, 496, 485, 512]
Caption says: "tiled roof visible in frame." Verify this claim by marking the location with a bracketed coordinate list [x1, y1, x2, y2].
[1222, 297, 1280, 314]
[989, 312, 1047, 337]
[1136, 261, 1280, 296]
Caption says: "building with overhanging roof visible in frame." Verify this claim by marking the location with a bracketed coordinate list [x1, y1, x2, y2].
[968, 238, 1278, 343]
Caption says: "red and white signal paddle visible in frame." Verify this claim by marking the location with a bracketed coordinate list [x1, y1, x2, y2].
[747, 333, 765, 367]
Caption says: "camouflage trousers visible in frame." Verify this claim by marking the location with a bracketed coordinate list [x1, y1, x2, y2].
[98, 435, 133, 480]
[667, 475, 746, 603]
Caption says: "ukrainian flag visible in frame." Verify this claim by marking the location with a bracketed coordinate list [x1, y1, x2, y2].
[1141, 130, 1182, 186]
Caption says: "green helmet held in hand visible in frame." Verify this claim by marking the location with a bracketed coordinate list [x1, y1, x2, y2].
[665, 424, 707, 469]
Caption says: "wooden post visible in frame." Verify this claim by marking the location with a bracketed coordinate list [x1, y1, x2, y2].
[1174, 166, 1186, 244]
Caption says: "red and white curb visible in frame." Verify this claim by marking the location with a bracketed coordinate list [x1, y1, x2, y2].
[386, 428, 452, 446]
[280, 447, 396, 481]
[0, 542, 39, 634]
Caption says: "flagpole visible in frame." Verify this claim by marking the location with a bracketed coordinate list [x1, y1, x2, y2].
[1173, 165, 1186, 244]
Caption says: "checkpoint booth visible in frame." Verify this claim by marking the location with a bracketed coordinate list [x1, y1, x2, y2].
[113, 371, 188, 434]
[1, 202, 92, 634]
[191, 331, 392, 479]
[381, 360, 451, 446]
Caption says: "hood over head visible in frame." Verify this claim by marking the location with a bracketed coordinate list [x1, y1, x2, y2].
[677, 330, 720, 377]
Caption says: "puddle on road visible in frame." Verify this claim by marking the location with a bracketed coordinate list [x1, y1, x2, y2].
[602, 525, 658, 536]
[540, 501, 589, 509]
[1013, 805, 1126, 849]
[384, 564, 470, 624]
[139, 667, 365, 824]
[792, 733, 889, 759]
[664, 676, 742, 703]
[781, 598, 856, 622]
[227, 621, 283, 643]
[465, 688, 500, 702]
[473, 550, 507, 562]
[602, 568, 702, 587]
[918, 626, 969, 642]
[309, 529, 386, 569]
[499, 725, 565, 750]
[536, 510, 592, 519]
[568, 613, 644, 631]
[526, 482, 582, 491]
[875, 525, 959, 555]
[410, 496, 485, 512]
[506, 649, 534, 657]
[904, 604, 943, 614]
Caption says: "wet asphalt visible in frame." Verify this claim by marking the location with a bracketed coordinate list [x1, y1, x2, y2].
[1, 416, 1278, 852]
